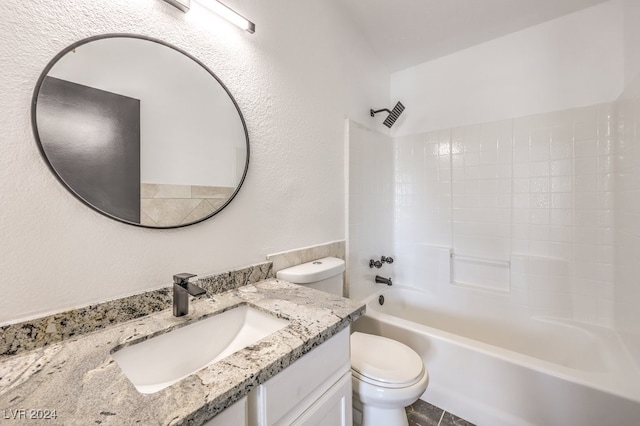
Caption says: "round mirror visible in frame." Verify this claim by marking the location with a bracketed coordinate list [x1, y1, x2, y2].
[32, 34, 249, 228]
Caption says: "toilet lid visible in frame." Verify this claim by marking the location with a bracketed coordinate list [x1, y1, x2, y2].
[350, 332, 424, 388]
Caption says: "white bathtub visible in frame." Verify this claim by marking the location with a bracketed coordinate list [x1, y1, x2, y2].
[351, 286, 640, 426]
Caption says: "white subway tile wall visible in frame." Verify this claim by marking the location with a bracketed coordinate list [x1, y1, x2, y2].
[390, 105, 616, 325]
[348, 101, 625, 326]
[348, 85, 640, 350]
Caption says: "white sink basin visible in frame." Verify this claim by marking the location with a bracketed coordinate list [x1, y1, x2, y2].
[112, 304, 289, 394]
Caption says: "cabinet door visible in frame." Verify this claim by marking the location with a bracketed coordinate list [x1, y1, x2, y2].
[203, 396, 247, 426]
[291, 372, 352, 426]
[248, 328, 351, 426]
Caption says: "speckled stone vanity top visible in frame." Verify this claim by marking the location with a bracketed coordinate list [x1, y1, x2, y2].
[0, 279, 365, 425]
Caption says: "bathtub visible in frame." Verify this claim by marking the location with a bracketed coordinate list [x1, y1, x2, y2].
[351, 286, 640, 426]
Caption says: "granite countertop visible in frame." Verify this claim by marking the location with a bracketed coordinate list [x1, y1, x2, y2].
[0, 279, 365, 425]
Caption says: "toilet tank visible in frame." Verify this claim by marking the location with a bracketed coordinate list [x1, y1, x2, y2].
[275, 257, 345, 296]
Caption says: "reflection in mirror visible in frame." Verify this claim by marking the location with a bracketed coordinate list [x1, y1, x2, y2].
[32, 35, 249, 228]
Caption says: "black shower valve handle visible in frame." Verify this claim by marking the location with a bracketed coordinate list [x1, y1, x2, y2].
[369, 259, 383, 269]
[370, 256, 394, 268]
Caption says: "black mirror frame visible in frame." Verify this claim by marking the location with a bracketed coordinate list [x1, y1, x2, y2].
[31, 33, 250, 229]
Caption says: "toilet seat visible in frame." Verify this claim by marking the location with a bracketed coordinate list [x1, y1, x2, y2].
[351, 332, 425, 389]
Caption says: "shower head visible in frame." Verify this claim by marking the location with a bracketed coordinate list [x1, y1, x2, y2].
[370, 102, 405, 128]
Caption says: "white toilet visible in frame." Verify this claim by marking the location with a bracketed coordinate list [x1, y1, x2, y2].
[276, 257, 429, 426]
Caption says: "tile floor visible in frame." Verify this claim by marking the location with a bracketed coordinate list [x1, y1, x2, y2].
[406, 399, 475, 426]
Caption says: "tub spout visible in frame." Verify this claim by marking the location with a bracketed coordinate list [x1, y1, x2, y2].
[375, 275, 392, 286]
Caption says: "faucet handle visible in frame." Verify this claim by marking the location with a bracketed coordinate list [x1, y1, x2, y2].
[173, 273, 197, 285]
[369, 259, 383, 269]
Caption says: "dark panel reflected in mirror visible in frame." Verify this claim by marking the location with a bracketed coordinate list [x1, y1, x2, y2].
[32, 34, 249, 228]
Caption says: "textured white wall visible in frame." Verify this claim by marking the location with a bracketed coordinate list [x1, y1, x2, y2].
[390, 1, 624, 136]
[0, 0, 389, 324]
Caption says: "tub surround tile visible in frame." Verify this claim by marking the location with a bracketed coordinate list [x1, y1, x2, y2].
[360, 104, 617, 325]
[0, 279, 365, 426]
[267, 240, 346, 273]
[0, 262, 273, 356]
[348, 281, 381, 302]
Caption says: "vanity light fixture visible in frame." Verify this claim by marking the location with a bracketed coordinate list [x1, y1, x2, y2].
[163, 0, 190, 12]
[163, 0, 255, 34]
[198, 0, 255, 33]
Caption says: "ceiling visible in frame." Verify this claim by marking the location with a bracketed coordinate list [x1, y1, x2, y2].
[339, 0, 609, 73]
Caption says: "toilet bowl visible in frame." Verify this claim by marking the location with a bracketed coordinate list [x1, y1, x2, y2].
[351, 332, 429, 426]
[275, 258, 429, 426]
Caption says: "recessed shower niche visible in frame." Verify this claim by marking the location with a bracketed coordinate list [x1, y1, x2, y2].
[32, 34, 249, 228]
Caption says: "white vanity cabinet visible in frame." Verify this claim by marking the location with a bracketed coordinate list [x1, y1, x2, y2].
[203, 328, 351, 426]
[204, 397, 248, 426]
[248, 328, 352, 426]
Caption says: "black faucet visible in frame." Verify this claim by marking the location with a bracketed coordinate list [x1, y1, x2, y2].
[375, 275, 393, 286]
[173, 273, 207, 317]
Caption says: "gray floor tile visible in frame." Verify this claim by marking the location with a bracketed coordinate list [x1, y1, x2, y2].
[406, 399, 443, 426]
[440, 411, 475, 426]
[406, 400, 475, 426]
